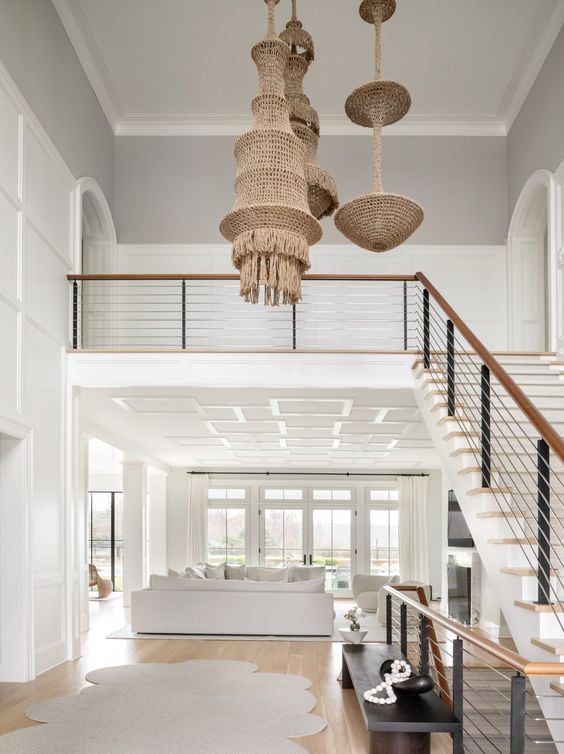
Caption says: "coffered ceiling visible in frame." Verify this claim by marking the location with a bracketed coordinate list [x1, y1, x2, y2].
[80, 387, 439, 470]
[53, 0, 564, 136]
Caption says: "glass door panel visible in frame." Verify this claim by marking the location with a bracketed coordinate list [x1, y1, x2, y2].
[88, 491, 124, 592]
[310, 508, 354, 592]
[369, 508, 399, 576]
[261, 507, 305, 567]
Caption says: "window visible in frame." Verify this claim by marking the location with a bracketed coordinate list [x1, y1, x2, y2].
[88, 492, 124, 591]
[312, 489, 352, 502]
[207, 507, 247, 565]
[263, 488, 303, 501]
[207, 488, 247, 501]
[368, 506, 399, 577]
[262, 508, 304, 567]
[369, 489, 398, 502]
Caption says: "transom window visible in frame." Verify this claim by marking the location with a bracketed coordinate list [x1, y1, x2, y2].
[208, 488, 247, 501]
[312, 489, 352, 501]
[369, 489, 398, 502]
[263, 488, 303, 501]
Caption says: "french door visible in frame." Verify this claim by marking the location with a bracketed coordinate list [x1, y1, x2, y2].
[259, 504, 355, 594]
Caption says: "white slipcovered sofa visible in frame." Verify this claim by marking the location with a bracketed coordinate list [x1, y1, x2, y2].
[131, 572, 334, 636]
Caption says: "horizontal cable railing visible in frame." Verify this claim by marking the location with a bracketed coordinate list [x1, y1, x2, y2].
[67, 274, 420, 352]
[385, 586, 563, 752]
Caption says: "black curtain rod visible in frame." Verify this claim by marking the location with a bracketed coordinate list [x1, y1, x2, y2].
[187, 471, 429, 477]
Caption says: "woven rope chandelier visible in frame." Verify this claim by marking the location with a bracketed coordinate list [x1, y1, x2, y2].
[220, 0, 322, 306]
[280, 0, 339, 221]
[334, 0, 423, 252]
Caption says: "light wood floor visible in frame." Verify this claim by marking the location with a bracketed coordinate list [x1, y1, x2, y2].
[0, 597, 452, 753]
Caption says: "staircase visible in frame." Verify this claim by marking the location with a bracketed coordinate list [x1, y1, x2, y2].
[413, 321, 564, 749]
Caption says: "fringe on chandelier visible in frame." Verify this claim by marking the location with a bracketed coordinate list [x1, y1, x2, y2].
[219, 0, 321, 306]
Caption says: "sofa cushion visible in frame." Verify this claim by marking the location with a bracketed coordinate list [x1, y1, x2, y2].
[204, 562, 226, 580]
[289, 565, 326, 582]
[168, 568, 182, 578]
[257, 567, 288, 582]
[148, 574, 325, 593]
[225, 564, 246, 580]
[184, 565, 206, 579]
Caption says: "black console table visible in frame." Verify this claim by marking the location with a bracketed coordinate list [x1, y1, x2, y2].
[342, 644, 462, 754]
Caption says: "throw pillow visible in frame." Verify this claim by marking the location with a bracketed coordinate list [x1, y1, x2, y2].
[289, 565, 326, 582]
[204, 562, 226, 580]
[257, 567, 288, 582]
[225, 564, 246, 580]
[184, 565, 205, 579]
[167, 568, 182, 578]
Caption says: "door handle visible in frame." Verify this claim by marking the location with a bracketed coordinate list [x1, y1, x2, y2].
[303, 554, 306, 565]
[309, 554, 312, 565]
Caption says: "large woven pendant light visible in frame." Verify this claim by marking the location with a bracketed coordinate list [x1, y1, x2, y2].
[280, 0, 339, 220]
[334, 0, 423, 252]
[220, 0, 322, 306]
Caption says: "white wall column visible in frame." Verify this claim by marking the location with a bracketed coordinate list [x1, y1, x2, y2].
[148, 468, 168, 577]
[122, 461, 147, 607]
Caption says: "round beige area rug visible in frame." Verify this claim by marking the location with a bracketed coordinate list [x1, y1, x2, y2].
[0, 660, 327, 753]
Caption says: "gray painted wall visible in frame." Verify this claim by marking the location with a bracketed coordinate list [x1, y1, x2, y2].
[0, 0, 114, 206]
[114, 134, 507, 245]
[508, 24, 564, 214]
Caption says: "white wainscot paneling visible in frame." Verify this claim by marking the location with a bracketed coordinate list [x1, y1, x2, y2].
[409, 248, 508, 350]
[0, 190, 20, 305]
[0, 82, 20, 203]
[0, 299, 19, 415]
[25, 223, 70, 342]
[25, 127, 72, 266]
[25, 323, 63, 577]
[33, 580, 65, 674]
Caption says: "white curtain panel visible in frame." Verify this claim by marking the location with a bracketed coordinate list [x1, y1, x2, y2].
[398, 476, 429, 584]
[186, 473, 209, 566]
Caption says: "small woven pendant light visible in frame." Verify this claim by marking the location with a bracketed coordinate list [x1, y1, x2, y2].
[220, 0, 322, 306]
[280, 0, 339, 220]
[334, 0, 423, 252]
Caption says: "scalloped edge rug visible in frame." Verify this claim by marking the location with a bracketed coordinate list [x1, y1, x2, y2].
[0, 660, 327, 753]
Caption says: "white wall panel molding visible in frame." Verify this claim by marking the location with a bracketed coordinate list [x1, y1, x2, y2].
[499, 0, 564, 130]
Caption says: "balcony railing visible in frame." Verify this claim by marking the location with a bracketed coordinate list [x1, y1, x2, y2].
[67, 274, 419, 352]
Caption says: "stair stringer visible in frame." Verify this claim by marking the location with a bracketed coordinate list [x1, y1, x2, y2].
[414, 377, 564, 751]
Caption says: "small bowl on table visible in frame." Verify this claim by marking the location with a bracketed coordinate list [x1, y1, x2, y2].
[339, 628, 368, 644]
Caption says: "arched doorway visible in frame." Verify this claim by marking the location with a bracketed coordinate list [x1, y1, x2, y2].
[507, 170, 558, 352]
[75, 177, 117, 274]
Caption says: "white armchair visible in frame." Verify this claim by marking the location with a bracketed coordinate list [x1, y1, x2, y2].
[352, 574, 398, 612]
[376, 580, 431, 625]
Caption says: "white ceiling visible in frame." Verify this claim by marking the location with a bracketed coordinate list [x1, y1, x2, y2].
[80, 386, 439, 470]
[53, 0, 564, 136]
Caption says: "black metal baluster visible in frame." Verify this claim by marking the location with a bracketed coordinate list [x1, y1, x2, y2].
[447, 319, 455, 416]
[400, 603, 407, 656]
[72, 280, 78, 350]
[537, 438, 551, 605]
[403, 281, 408, 351]
[419, 615, 429, 675]
[181, 279, 187, 350]
[386, 594, 392, 645]
[510, 673, 526, 754]
[452, 637, 464, 754]
[423, 288, 430, 368]
[481, 364, 491, 489]
[292, 304, 296, 350]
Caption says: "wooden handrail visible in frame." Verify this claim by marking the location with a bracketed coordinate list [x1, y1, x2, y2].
[66, 273, 418, 281]
[385, 585, 563, 677]
[415, 271, 564, 463]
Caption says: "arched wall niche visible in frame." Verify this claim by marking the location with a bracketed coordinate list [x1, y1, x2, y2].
[507, 170, 559, 353]
[75, 177, 117, 274]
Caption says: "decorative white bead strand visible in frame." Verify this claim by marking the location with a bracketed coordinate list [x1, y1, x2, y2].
[363, 660, 411, 705]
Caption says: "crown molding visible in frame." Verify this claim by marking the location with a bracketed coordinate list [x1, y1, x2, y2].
[51, 0, 123, 131]
[498, 0, 564, 131]
[115, 113, 506, 137]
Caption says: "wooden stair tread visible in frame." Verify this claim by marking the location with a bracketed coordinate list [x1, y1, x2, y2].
[550, 683, 564, 696]
[476, 511, 523, 518]
[489, 537, 537, 545]
[468, 487, 512, 496]
[514, 600, 564, 613]
[437, 415, 475, 425]
[531, 637, 564, 655]
[443, 431, 480, 440]
[500, 567, 559, 577]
